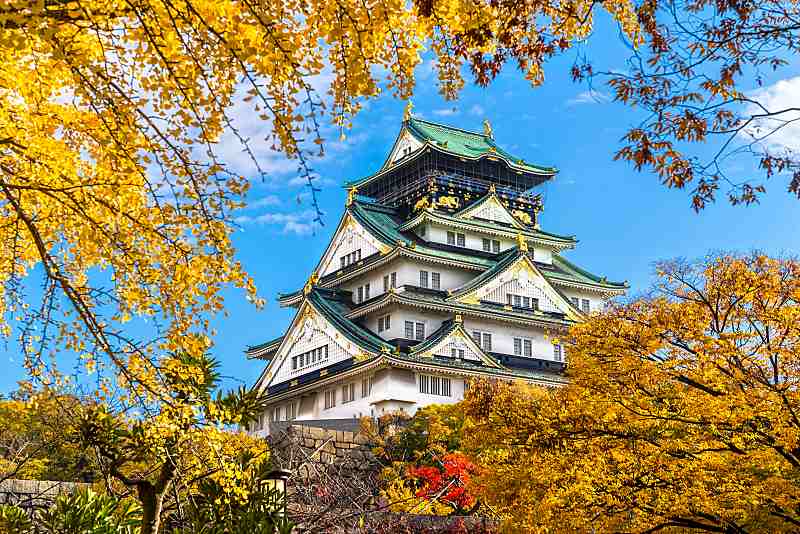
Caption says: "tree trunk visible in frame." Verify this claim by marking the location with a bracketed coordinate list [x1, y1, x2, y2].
[139, 482, 166, 534]
[138, 459, 176, 534]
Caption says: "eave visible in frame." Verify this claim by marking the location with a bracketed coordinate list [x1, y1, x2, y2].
[399, 210, 576, 252]
[345, 288, 574, 330]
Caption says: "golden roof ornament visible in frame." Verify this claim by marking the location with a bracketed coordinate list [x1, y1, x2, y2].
[346, 186, 358, 207]
[454, 313, 463, 324]
[403, 100, 414, 122]
[516, 233, 529, 253]
[483, 119, 494, 140]
[488, 183, 496, 194]
[303, 271, 319, 295]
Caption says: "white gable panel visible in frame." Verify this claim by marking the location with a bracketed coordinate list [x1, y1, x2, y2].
[268, 308, 364, 387]
[433, 335, 484, 362]
[469, 201, 518, 225]
[388, 131, 423, 164]
[473, 264, 568, 315]
[318, 217, 383, 277]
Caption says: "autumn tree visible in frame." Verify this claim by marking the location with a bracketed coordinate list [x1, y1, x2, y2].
[460, 254, 800, 533]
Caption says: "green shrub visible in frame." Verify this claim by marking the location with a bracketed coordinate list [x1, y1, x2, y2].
[36, 489, 140, 534]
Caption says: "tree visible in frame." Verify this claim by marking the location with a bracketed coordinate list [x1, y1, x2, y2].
[460, 254, 800, 532]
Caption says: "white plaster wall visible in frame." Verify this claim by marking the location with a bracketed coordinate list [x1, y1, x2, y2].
[340, 257, 473, 299]
[426, 222, 554, 265]
[251, 367, 474, 436]
[362, 307, 449, 341]
[560, 289, 606, 313]
[462, 317, 561, 361]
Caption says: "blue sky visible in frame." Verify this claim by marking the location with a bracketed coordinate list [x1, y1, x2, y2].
[2, 14, 799, 394]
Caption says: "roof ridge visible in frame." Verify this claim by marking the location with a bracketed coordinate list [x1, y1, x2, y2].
[408, 117, 486, 139]
[552, 254, 628, 287]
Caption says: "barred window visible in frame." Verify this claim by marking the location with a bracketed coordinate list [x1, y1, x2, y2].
[570, 297, 579, 307]
[357, 286, 363, 303]
[420, 270, 429, 288]
[492, 239, 500, 253]
[447, 231, 456, 245]
[342, 383, 355, 404]
[514, 338, 522, 356]
[405, 321, 414, 339]
[415, 322, 425, 341]
[364, 283, 370, 300]
[514, 337, 533, 357]
[482, 238, 491, 252]
[391, 272, 397, 288]
[292, 345, 328, 372]
[456, 233, 465, 247]
[419, 374, 451, 397]
[431, 272, 440, 290]
[361, 376, 373, 397]
[324, 390, 336, 410]
[451, 348, 465, 359]
[581, 299, 590, 313]
[554, 344, 563, 362]
[383, 275, 389, 292]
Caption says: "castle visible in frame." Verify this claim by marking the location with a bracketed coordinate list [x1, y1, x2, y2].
[246, 115, 626, 435]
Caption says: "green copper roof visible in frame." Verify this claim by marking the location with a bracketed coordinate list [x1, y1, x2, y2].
[246, 335, 284, 358]
[447, 248, 523, 299]
[399, 208, 576, 247]
[549, 254, 628, 290]
[351, 200, 495, 268]
[405, 118, 557, 175]
[308, 288, 394, 354]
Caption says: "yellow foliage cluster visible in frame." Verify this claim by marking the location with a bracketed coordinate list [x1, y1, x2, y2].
[458, 254, 800, 532]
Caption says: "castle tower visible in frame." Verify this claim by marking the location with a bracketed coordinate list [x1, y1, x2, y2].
[246, 116, 627, 434]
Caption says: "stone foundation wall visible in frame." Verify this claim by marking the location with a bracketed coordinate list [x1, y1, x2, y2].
[0, 479, 86, 512]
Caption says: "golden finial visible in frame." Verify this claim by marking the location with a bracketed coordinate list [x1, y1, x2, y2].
[403, 100, 414, 122]
[483, 119, 494, 139]
[516, 233, 528, 253]
[303, 271, 319, 295]
[454, 313, 463, 324]
[346, 186, 358, 207]
[488, 183, 496, 194]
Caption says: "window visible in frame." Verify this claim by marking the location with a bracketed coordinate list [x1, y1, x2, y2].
[447, 231, 465, 247]
[420, 270, 429, 288]
[361, 376, 373, 397]
[378, 314, 391, 333]
[289, 401, 297, 420]
[554, 344, 563, 362]
[342, 383, 355, 404]
[272, 406, 280, 422]
[431, 272, 440, 290]
[324, 390, 336, 410]
[514, 337, 533, 357]
[391, 272, 397, 288]
[340, 249, 362, 269]
[471, 330, 492, 351]
[464, 379, 471, 391]
[357, 286, 363, 303]
[364, 283, 370, 300]
[507, 294, 537, 310]
[451, 348, 465, 359]
[570, 297, 579, 307]
[581, 299, 590, 313]
[492, 239, 500, 253]
[405, 321, 414, 339]
[419, 226, 426, 237]
[415, 322, 425, 341]
[383, 275, 389, 292]
[482, 238, 491, 252]
[293, 345, 329, 372]
[419, 374, 451, 396]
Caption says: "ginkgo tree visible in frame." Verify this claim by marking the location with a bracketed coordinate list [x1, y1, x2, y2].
[459, 254, 800, 533]
[3, 0, 798, 531]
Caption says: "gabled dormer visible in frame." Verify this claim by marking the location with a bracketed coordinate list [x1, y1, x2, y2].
[448, 241, 584, 322]
[254, 287, 393, 392]
[455, 186, 528, 228]
[408, 315, 504, 369]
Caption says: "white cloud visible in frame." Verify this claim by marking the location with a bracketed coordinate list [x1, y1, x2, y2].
[743, 76, 800, 153]
[234, 209, 321, 235]
[433, 107, 460, 117]
[468, 104, 485, 116]
[246, 195, 282, 209]
[566, 90, 611, 106]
